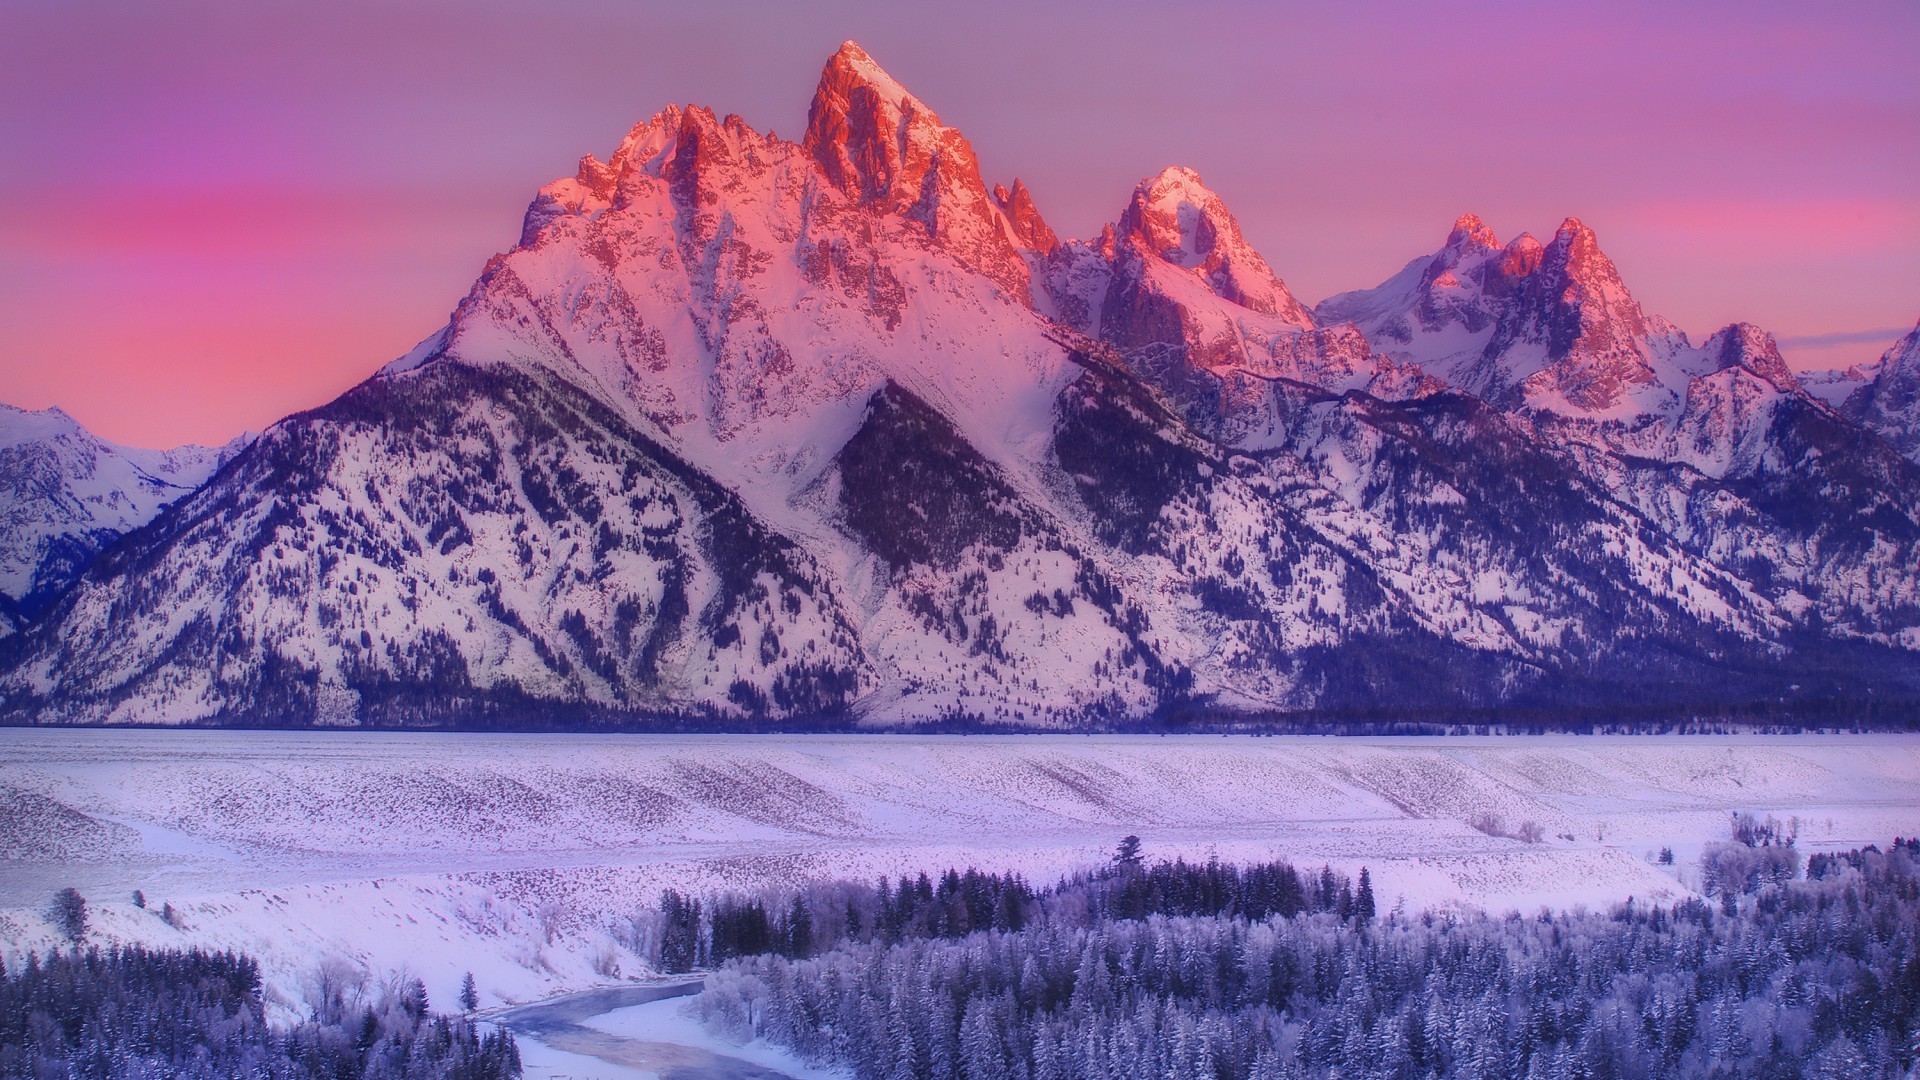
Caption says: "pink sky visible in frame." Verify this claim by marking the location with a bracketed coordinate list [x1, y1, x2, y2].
[3, 0, 1916, 447]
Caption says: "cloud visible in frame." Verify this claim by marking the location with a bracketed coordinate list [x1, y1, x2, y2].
[1777, 327, 1912, 349]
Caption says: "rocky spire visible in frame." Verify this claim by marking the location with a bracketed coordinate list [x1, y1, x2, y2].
[800, 41, 1029, 296]
[803, 41, 936, 207]
[992, 179, 1059, 255]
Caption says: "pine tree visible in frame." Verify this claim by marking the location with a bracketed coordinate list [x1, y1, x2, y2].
[1356, 867, 1376, 923]
[784, 894, 814, 959]
[459, 971, 478, 1013]
[51, 887, 86, 943]
[658, 889, 701, 973]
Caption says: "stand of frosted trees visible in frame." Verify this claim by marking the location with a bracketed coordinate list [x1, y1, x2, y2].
[688, 839, 1919, 1079]
[0, 945, 520, 1079]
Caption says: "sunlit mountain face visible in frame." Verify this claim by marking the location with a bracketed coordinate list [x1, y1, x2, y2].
[4, 42, 1920, 730]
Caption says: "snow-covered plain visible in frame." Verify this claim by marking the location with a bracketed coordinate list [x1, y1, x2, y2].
[2, 729, 1916, 1021]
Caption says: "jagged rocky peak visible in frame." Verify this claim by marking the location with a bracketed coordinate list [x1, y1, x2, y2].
[800, 40, 1032, 293]
[803, 40, 933, 204]
[1319, 211, 1679, 414]
[1419, 213, 1501, 289]
[1703, 322, 1797, 390]
[1497, 232, 1545, 278]
[1542, 217, 1651, 345]
[1545, 219, 1631, 305]
[1114, 166, 1312, 324]
[992, 178, 1059, 255]
[521, 102, 773, 238]
[0, 403, 250, 636]
[1444, 212, 1499, 254]
[586, 104, 745, 192]
[1874, 320, 1920, 385]
[1501, 217, 1664, 410]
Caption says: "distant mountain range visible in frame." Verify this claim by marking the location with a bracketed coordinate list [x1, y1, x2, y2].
[5, 42, 1919, 730]
[0, 405, 249, 636]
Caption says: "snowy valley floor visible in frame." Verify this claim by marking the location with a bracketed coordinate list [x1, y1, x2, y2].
[2, 729, 1916, 1027]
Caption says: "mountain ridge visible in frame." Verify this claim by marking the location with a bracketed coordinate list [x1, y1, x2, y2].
[4, 41, 1919, 730]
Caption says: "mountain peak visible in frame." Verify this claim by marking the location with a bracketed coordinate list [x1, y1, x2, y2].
[992, 177, 1059, 255]
[1500, 232, 1544, 277]
[1447, 213, 1499, 252]
[1110, 166, 1308, 323]
[797, 42, 1029, 295]
[1704, 322, 1797, 390]
[1145, 164, 1208, 193]
[0, 402, 83, 450]
[1844, 319, 1920, 459]
[803, 41, 940, 204]
[822, 40, 914, 110]
[1552, 217, 1606, 264]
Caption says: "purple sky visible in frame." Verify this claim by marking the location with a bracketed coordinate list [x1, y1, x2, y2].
[3, 0, 1916, 447]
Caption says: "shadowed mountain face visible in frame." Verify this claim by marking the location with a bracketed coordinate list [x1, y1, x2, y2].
[5, 42, 1920, 729]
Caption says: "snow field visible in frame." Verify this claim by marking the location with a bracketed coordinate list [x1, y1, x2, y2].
[2, 730, 1916, 1016]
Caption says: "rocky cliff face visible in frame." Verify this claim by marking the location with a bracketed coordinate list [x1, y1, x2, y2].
[4, 42, 1918, 728]
[1846, 321, 1920, 461]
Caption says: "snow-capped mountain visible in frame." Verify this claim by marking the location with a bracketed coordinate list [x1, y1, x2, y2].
[1038, 167, 1430, 446]
[4, 42, 1920, 728]
[1319, 218, 1920, 654]
[0, 404, 249, 636]
[1317, 214, 1708, 418]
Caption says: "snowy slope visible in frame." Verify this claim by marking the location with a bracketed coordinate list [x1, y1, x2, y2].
[0, 404, 248, 635]
[3, 730, 1915, 1012]
[5, 42, 1920, 726]
[1316, 219, 1920, 658]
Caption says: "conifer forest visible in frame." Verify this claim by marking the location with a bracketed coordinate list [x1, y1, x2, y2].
[675, 838, 1920, 1079]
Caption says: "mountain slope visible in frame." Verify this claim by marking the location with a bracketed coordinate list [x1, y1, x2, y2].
[2, 361, 868, 726]
[1845, 321, 1920, 460]
[0, 405, 248, 636]
[5, 42, 1920, 728]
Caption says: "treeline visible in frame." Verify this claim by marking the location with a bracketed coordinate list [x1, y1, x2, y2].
[639, 851, 1368, 974]
[691, 840, 1920, 1079]
[0, 945, 519, 1079]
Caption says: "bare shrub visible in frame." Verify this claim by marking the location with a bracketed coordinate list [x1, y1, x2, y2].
[591, 944, 621, 978]
[1729, 811, 1797, 848]
[307, 956, 368, 1026]
[1468, 811, 1506, 838]
[535, 900, 566, 945]
[1468, 812, 1544, 842]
